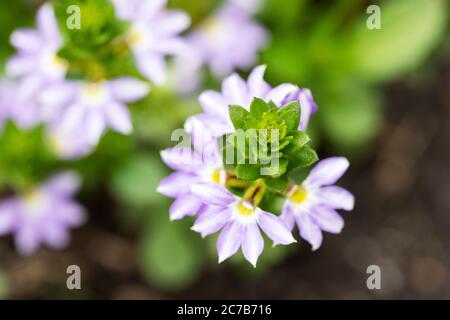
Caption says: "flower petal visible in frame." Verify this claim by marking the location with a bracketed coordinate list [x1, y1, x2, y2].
[160, 147, 203, 173]
[10, 29, 41, 53]
[191, 206, 231, 237]
[265, 83, 297, 106]
[247, 65, 270, 98]
[310, 206, 344, 234]
[190, 183, 236, 206]
[221, 73, 248, 107]
[108, 77, 149, 102]
[217, 220, 244, 263]
[135, 52, 167, 85]
[242, 222, 264, 267]
[305, 157, 350, 187]
[0, 200, 18, 235]
[280, 202, 296, 231]
[36, 3, 61, 43]
[169, 194, 202, 220]
[157, 172, 199, 197]
[44, 171, 81, 196]
[318, 186, 355, 211]
[258, 210, 296, 245]
[106, 102, 132, 134]
[198, 90, 227, 118]
[154, 11, 190, 35]
[295, 213, 323, 251]
[15, 224, 40, 255]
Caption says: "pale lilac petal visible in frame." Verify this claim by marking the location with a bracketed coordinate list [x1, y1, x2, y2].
[154, 11, 190, 35]
[199, 90, 227, 117]
[43, 222, 70, 249]
[44, 171, 81, 196]
[108, 78, 149, 102]
[135, 0, 167, 20]
[106, 102, 132, 134]
[190, 183, 236, 206]
[191, 206, 231, 237]
[160, 147, 203, 172]
[298, 88, 318, 130]
[38, 82, 75, 107]
[247, 65, 270, 98]
[154, 38, 188, 54]
[305, 157, 350, 187]
[265, 83, 297, 106]
[157, 172, 199, 197]
[36, 3, 60, 43]
[0, 200, 18, 235]
[86, 111, 105, 144]
[221, 73, 248, 106]
[6, 55, 35, 77]
[135, 52, 167, 85]
[169, 194, 202, 220]
[10, 30, 41, 52]
[295, 213, 323, 251]
[217, 220, 244, 263]
[58, 203, 86, 227]
[242, 222, 264, 267]
[15, 224, 40, 255]
[318, 186, 355, 211]
[257, 210, 296, 245]
[279, 202, 296, 231]
[311, 206, 344, 234]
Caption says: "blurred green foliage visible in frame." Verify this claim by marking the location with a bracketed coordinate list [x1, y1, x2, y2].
[0, 0, 448, 293]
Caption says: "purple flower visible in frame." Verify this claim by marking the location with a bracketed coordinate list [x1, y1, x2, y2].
[280, 157, 355, 250]
[190, 184, 296, 267]
[187, 3, 267, 77]
[186, 65, 313, 137]
[173, 3, 267, 92]
[112, 0, 190, 85]
[39, 77, 149, 147]
[157, 117, 226, 220]
[0, 172, 86, 255]
[6, 3, 67, 128]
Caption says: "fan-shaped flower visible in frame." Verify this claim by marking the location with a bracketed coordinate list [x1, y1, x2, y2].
[280, 157, 355, 250]
[39, 77, 149, 147]
[0, 172, 86, 255]
[111, 0, 190, 85]
[190, 184, 296, 267]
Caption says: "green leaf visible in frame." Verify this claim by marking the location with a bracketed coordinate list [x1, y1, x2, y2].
[349, 0, 448, 82]
[319, 83, 382, 148]
[236, 163, 261, 181]
[288, 166, 311, 185]
[262, 158, 288, 177]
[139, 218, 204, 291]
[284, 131, 311, 156]
[277, 101, 300, 133]
[265, 175, 289, 193]
[229, 105, 250, 130]
[289, 146, 318, 169]
[111, 153, 166, 209]
[249, 97, 270, 119]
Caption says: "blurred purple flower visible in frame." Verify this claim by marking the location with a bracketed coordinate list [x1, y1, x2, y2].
[0, 172, 86, 255]
[39, 77, 149, 147]
[186, 65, 298, 137]
[280, 157, 355, 250]
[158, 117, 225, 220]
[6, 3, 67, 128]
[173, 3, 267, 92]
[112, 0, 190, 85]
[190, 183, 296, 267]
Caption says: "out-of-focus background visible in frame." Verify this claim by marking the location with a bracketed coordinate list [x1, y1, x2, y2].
[0, 0, 449, 299]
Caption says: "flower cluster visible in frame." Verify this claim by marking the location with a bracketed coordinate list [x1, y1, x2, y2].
[159, 66, 354, 267]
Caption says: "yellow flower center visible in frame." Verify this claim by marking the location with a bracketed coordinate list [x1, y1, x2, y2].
[128, 29, 143, 45]
[237, 200, 255, 217]
[290, 185, 308, 204]
[211, 169, 227, 185]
